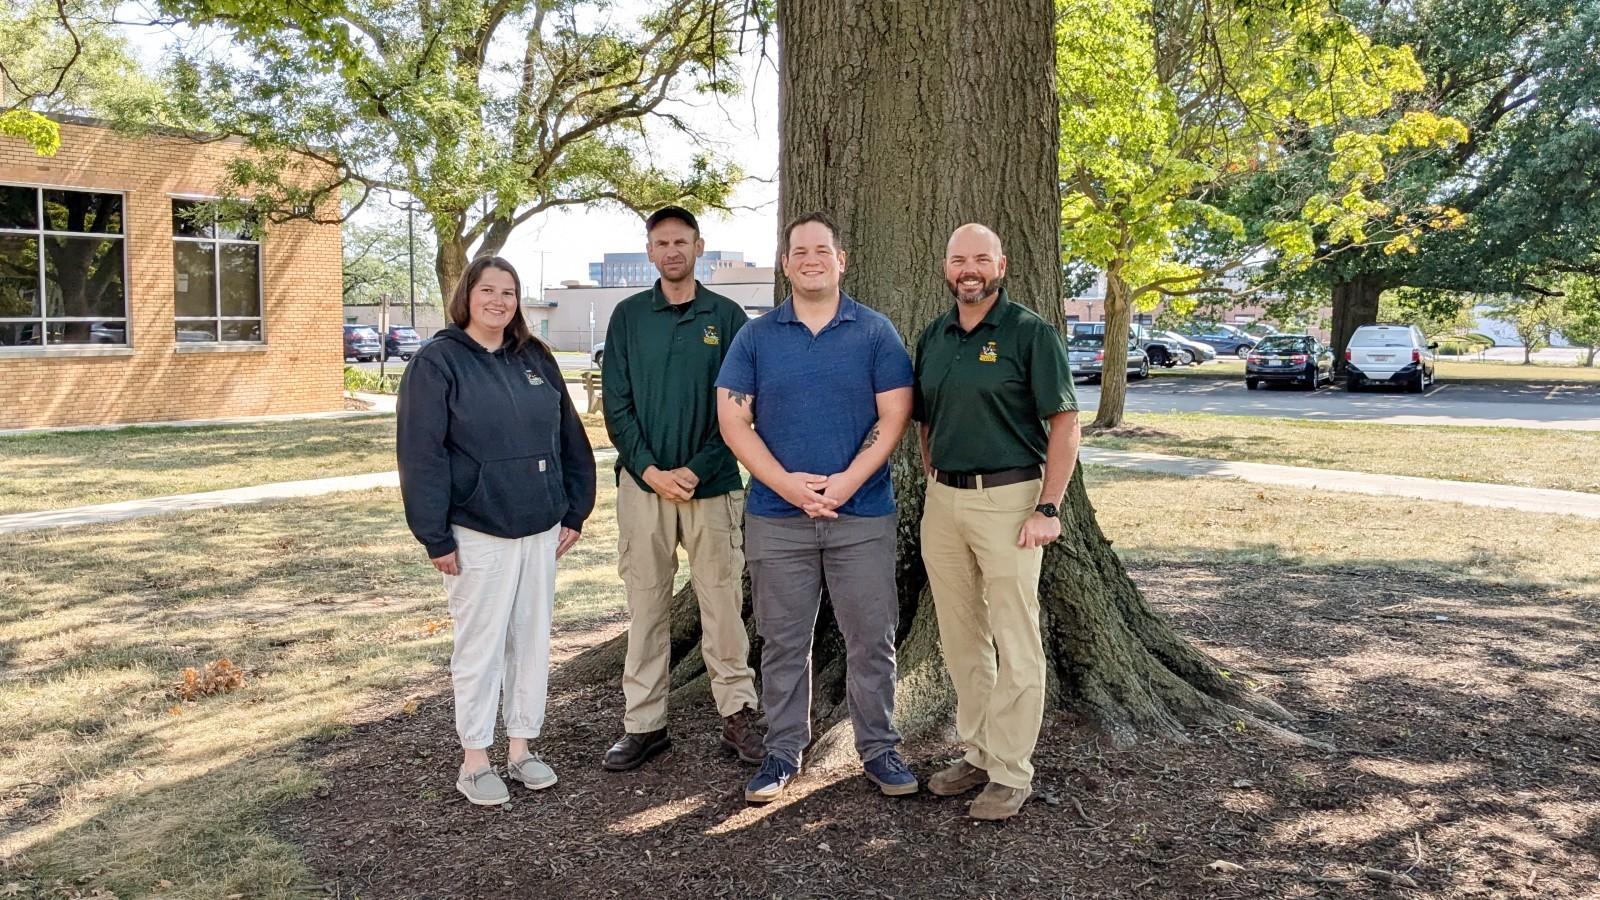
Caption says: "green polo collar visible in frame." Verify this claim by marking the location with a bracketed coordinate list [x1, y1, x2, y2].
[649, 279, 717, 314]
[941, 288, 1013, 334]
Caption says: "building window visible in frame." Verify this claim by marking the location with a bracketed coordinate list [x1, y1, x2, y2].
[172, 200, 262, 343]
[0, 183, 128, 347]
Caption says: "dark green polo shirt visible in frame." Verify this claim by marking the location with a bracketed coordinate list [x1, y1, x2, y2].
[601, 281, 748, 497]
[912, 291, 1078, 473]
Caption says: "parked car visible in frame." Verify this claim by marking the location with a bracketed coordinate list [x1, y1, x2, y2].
[343, 324, 381, 362]
[1245, 334, 1335, 390]
[1345, 323, 1438, 393]
[1153, 330, 1217, 365]
[591, 340, 605, 368]
[1071, 322, 1184, 367]
[1174, 322, 1258, 358]
[1068, 334, 1150, 382]
[383, 325, 422, 361]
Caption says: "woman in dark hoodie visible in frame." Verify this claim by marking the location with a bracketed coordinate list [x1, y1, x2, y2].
[397, 256, 596, 806]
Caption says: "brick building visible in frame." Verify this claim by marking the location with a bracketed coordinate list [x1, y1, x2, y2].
[0, 117, 342, 430]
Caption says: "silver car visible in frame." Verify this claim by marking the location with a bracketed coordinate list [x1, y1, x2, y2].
[1068, 334, 1149, 382]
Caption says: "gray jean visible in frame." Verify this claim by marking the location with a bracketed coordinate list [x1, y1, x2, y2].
[744, 511, 902, 767]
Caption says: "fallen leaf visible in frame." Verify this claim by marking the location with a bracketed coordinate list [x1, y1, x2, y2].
[1206, 860, 1245, 873]
[166, 705, 184, 716]
[401, 700, 420, 716]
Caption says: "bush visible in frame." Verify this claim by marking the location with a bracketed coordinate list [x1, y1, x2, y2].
[344, 366, 403, 394]
[1435, 332, 1495, 356]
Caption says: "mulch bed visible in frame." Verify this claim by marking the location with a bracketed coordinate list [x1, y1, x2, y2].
[274, 562, 1600, 898]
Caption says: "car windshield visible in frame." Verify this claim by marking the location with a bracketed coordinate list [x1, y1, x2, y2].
[1068, 335, 1103, 349]
[1256, 336, 1310, 351]
[1350, 328, 1411, 348]
[351, 327, 378, 339]
[392, 328, 419, 339]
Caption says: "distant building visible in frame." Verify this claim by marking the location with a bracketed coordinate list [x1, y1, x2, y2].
[587, 250, 754, 287]
[541, 276, 776, 352]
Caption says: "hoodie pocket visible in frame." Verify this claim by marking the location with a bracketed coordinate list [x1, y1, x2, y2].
[463, 454, 566, 532]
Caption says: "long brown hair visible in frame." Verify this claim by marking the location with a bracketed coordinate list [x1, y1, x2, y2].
[449, 256, 535, 352]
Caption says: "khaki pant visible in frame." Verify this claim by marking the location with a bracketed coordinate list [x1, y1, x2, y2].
[920, 477, 1046, 789]
[617, 476, 757, 732]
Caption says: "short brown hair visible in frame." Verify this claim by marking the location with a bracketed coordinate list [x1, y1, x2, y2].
[448, 256, 534, 352]
[781, 211, 841, 256]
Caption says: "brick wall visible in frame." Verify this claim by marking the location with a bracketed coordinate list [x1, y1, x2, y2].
[0, 120, 343, 429]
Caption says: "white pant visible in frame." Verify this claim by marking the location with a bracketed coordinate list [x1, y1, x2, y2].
[444, 524, 558, 749]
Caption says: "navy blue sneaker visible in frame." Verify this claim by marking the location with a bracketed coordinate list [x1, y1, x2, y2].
[744, 754, 798, 803]
[863, 750, 919, 796]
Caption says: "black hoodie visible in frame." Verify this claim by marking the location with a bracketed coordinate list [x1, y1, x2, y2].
[396, 325, 596, 558]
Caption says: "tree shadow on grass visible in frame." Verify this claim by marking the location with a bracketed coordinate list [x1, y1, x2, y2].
[274, 560, 1600, 899]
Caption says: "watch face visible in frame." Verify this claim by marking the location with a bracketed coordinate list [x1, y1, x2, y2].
[1036, 503, 1059, 518]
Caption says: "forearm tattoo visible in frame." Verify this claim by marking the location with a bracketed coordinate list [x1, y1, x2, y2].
[859, 422, 881, 452]
[726, 389, 750, 407]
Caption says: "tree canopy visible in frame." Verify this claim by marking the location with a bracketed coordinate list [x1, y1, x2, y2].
[152, 0, 750, 299]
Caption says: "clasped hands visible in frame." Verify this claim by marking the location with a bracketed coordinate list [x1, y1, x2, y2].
[642, 465, 700, 502]
[775, 470, 864, 519]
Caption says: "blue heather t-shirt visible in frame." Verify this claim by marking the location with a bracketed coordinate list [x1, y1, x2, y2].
[715, 293, 914, 518]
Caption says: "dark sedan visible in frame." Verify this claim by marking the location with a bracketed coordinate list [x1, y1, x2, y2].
[383, 325, 423, 361]
[1245, 334, 1335, 390]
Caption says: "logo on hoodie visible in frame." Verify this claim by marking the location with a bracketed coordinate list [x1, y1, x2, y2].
[703, 324, 720, 346]
[525, 369, 544, 386]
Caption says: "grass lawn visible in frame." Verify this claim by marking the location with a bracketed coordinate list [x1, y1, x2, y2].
[4, 470, 1598, 897]
[1151, 357, 1600, 383]
[1083, 411, 1600, 493]
[0, 414, 613, 515]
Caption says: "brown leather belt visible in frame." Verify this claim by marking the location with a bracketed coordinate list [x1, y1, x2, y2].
[933, 465, 1041, 490]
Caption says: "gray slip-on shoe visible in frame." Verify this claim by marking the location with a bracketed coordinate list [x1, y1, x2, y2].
[506, 754, 558, 791]
[456, 766, 510, 806]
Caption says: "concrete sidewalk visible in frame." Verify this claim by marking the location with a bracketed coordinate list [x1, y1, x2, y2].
[0, 450, 621, 535]
[3, 447, 1592, 535]
[1079, 447, 1600, 520]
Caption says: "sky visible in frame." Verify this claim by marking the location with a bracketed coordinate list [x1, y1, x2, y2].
[118, 3, 782, 292]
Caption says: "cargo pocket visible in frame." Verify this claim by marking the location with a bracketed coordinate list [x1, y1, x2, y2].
[726, 490, 746, 552]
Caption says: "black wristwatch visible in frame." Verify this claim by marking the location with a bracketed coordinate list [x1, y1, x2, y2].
[1035, 503, 1059, 518]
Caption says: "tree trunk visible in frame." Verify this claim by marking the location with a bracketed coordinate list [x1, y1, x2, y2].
[572, 0, 1306, 752]
[1330, 274, 1383, 365]
[1091, 267, 1134, 429]
[434, 231, 468, 305]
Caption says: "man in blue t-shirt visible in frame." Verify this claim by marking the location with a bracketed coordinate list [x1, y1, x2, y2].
[716, 211, 918, 804]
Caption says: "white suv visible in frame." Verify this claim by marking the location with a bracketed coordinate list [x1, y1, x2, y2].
[1345, 324, 1437, 393]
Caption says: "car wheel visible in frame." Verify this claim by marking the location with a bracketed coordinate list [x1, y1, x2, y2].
[1410, 369, 1427, 393]
[1304, 366, 1318, 391]
[1178, 349, 1195, 366]
[1134, 360, 1150, 380]
[401, 354, 413, 361]
[1246, 378, 1259, 390]
[1235, 345, 1251, 359]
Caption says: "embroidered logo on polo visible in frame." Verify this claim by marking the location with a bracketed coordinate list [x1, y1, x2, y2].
[703, 324, 721, 346]
[978, 341, 999, 363]
[525, 370, 545, 386]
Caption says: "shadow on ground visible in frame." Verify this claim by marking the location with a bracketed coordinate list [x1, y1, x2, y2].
[275, 561, 1600, 899]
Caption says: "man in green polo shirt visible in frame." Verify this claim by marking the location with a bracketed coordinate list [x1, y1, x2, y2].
[600, 206, 763, 772]
[912, 223, 1081, 821]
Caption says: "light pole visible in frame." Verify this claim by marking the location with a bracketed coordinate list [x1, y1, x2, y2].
[397, 199, 425, 327]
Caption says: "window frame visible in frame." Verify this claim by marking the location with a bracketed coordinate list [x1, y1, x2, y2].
[170, 195, 266, 346]
[0, 181, 132, 350]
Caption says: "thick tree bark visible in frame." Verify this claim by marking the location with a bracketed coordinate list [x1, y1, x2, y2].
[572, 0, 1307, 752]
[1330, 274, 1384, 364]
[434, 232, 468, 305]
[1092, 268, 1134, 429]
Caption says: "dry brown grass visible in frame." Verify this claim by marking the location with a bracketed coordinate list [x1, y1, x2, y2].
[3, 471, 1596, 897]
[1083, 412, 1600, 493]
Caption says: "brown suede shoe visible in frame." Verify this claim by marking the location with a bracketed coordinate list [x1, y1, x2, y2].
[968, 782, 1031, 821]
[721, 706, 765, 764]
[927, 760, 989, 797]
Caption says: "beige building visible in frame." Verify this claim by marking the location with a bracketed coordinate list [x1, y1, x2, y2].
[0, 117, 343, 429]
[540, 268, 776, 352]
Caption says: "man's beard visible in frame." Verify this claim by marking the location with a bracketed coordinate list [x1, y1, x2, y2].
[947, 273, 1004, 305]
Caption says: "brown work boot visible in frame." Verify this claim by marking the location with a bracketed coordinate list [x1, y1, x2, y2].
[968, 782, 1032, 821]
[928, 759, 989, 797]
[721, 706, 765, 764]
